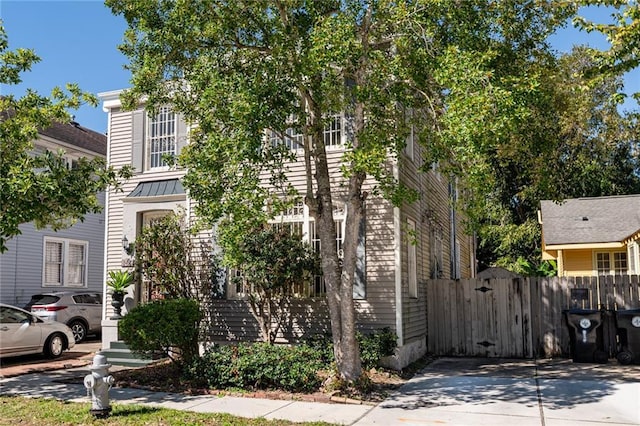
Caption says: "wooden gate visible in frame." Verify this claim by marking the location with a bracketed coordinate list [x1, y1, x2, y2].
[427, 276, 640, 358]
[427, 278, 533, 358]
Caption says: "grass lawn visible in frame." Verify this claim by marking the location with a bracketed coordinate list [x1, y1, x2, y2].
[0, 395, 336, 426]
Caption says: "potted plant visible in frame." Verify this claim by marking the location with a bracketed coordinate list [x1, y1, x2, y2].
[107, 270, 134, 319]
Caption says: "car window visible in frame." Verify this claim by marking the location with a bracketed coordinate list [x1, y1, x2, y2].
[73, 294, 87, 304]
[26, 295, 60, 306]
[0, 306, 31, 324]
[73, 294, 102, 304]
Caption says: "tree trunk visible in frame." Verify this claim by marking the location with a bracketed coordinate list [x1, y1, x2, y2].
[307, 101, 364, 381]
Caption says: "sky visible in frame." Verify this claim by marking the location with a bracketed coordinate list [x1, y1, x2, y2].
[0, 1, 638, 135]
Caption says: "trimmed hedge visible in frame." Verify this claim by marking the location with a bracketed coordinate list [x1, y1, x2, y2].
[118, 298, 202, 364]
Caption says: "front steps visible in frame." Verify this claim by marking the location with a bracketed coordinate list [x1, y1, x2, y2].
[101, 341, 160, 367]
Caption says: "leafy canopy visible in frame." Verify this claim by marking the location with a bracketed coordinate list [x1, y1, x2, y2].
[0, 24, 131, 252]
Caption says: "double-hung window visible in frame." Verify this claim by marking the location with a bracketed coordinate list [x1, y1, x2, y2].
[596, 251, 628, 275]
[229, 199, 364, 299]
[323, 113, 343, 148]
[270, 127, 304, 151]
[148, 107, 176, 169]
[43, 237, 87, 287]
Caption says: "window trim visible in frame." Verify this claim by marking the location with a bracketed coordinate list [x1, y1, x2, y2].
[146, 106, 177, 171]
[42, 237, 88, 288]
[628, 241, 638, 274]
[228, 199, 352, 300]
[407, 218, 418, 298]
[594, 250, 628, 276]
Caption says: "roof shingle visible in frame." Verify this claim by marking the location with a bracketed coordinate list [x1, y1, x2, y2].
[40, 121, 107, 156]
[540, 195, 640, 245]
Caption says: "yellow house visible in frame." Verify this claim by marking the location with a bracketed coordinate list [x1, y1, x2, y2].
[539, 195, 640, 276]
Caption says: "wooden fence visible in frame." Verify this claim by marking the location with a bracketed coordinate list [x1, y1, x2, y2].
[426, 275, 640, 359]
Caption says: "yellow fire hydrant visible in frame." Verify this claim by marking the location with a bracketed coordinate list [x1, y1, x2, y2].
[84, 352, 115, 418]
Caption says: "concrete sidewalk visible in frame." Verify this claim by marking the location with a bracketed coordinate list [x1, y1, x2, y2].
[0, 367, 373, 424]
[1, 357, 639, 425]
[355, 357, 640, 425]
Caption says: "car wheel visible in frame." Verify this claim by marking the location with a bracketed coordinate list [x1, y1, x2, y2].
[68, 320, 87, 343]
[44, 333, 65, 358]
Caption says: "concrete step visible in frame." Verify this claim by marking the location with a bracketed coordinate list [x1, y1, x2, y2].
[101, 341, 161, 367]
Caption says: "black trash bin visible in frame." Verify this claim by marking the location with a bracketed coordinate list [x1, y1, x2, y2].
[565, 309, 608, 363]
[614, 308, 640, 365]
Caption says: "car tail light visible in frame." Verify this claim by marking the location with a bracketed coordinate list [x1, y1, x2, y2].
[33, 305, 68, 311]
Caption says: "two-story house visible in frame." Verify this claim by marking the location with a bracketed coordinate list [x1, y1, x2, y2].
[0, 121, 107, 306]
[99, 89, 476, 368]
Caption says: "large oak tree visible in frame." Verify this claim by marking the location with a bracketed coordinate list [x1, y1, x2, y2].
[107, 0, 572, 380]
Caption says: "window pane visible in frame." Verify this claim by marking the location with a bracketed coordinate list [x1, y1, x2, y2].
[149, 107, 176, 168]
[45, 241, 63, 285]
[323, 114, 342, 147]
[614, 252, 627, 275]
[408, 219, 417, 298]
[596, 252, 611, 275]
[67, 243, 86, 286]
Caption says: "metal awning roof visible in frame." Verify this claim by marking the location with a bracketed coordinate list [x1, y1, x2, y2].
[126, 179, 185, 198]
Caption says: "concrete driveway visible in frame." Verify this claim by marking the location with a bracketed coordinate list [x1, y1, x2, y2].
[355, 357, 640, 425]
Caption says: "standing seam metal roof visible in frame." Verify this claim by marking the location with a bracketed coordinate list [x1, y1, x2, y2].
[126, 179, 185, 198]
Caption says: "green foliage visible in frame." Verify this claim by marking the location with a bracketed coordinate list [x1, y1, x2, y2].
[185, 343, 325, 393]
[134, 212, 223, 301]
[305, 328, 398, 370]
[357, 328, 398, 370]
[106, 269, 134, 293]
[0, 25, 132, 252]
[118, 298, 202, 365]
[503, 257, 558, 277]
[575, 2, 640, 89]
[227, 224, 319, 343]
[470, 45, 640, 271]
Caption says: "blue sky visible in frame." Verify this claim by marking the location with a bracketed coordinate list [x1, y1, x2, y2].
[0, 1, 638, 135]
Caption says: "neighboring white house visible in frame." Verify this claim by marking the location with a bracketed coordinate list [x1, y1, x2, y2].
[99, 89, 476, 368]
[0, 121, 107, 307]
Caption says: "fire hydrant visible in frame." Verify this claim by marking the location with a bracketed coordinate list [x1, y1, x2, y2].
[84, 352, 115, 418]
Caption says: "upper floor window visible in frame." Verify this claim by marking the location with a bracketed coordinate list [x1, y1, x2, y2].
[404, 108, 415, 160]
[148, 107, 176, 169]
[43, 237, 87, 287]
[323, 113, 343, 148]
[270, 127, 304, 151]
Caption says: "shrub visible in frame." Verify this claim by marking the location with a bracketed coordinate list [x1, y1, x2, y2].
[304, 328, 398, 370]
[118, 298, 202, 365]
[185, 342, 325, 392]
[358, 328, 397, 370]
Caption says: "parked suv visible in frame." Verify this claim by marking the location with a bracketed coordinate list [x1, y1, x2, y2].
[24, 291, 102, 343]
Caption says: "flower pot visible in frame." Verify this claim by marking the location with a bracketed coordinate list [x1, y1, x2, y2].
[110, 292, 125, 319]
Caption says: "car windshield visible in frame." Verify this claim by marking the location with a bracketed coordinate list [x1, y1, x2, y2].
[25, 295, 60, 306]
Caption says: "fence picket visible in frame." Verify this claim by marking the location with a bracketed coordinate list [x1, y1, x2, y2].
[426, 275, 640, 359]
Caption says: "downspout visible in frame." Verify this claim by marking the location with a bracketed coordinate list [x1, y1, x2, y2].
[393, 160, 404, 346]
